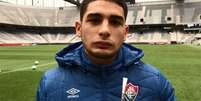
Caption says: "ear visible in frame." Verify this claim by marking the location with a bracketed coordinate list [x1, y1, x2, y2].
[123, 25, 129, 41]
[75, 21, 81, 37]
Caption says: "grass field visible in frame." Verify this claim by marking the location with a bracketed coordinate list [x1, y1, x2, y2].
[0, 44, 201, 101]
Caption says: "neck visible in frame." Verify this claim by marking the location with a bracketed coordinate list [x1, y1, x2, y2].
[84, 51, 117, 65]
[88, 55, 116, 65]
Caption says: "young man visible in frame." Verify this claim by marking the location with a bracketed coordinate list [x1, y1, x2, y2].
[36, 0, 176, 101]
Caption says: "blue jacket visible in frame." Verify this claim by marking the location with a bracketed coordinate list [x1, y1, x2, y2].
[37, 42, 176, 101]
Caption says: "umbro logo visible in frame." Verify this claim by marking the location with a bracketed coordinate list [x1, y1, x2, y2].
[66, 88, 80, 98]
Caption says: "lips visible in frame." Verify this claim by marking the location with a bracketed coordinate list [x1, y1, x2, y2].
[94, 41, 113, 49]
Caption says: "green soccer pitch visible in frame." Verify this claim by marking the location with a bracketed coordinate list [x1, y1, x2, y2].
[0, 44, 201, 101]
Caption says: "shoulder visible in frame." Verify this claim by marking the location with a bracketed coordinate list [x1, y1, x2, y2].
[39, 67, 70, 93]
[129, 62, 161, 79]
[136, 63, 170, 87]
[42, 67, 67, 82]
[128, 62, 166, 91]
[128, 62, 175, 99]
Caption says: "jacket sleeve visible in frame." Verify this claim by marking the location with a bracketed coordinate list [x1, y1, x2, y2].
[158, 73, 176, 101]
[36, 74, 47, 101]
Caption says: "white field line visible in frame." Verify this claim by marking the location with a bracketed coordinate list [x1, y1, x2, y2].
[0, 62, 56, 75]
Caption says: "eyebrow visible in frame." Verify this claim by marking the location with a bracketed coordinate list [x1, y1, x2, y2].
[86, 13, 125, 21]
[86, 13, 102, 19]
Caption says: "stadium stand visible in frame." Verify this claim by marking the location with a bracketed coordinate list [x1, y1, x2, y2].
[192, 34, 201, 45]
[0, 2, 79, 26]
[0, 1, 201, 46]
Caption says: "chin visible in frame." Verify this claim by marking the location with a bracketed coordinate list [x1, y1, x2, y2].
[92, 50, 116, 59]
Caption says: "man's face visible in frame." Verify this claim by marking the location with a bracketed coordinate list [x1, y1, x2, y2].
[76, 0, 128, 62]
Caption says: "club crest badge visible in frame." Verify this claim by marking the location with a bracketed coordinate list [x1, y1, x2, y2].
[122, 83, 139, 101]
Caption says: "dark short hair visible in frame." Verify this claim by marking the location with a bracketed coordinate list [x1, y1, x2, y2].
[79, 0, 128, 21]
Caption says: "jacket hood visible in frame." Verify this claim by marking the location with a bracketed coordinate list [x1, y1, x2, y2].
[55, 42, 144, 72]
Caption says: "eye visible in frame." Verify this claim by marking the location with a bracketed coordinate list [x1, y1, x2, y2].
[110, 19, 123, 27]
[87, 18, 102, 25]
[109, 16, 124, 27]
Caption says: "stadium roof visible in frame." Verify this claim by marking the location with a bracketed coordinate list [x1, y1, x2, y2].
[63, 0, 135, 6]
[63, 0, 201, 6]
[1, 0, 201, 8]
[64, 0, 81, 6]
[0, 0, 74, 7]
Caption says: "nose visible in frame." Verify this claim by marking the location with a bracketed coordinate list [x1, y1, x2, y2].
[99, 20, 110, 38]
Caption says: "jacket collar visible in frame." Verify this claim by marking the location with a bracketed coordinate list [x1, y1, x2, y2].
[55, 42, 144, 73]
[80, 46, 123, 72]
